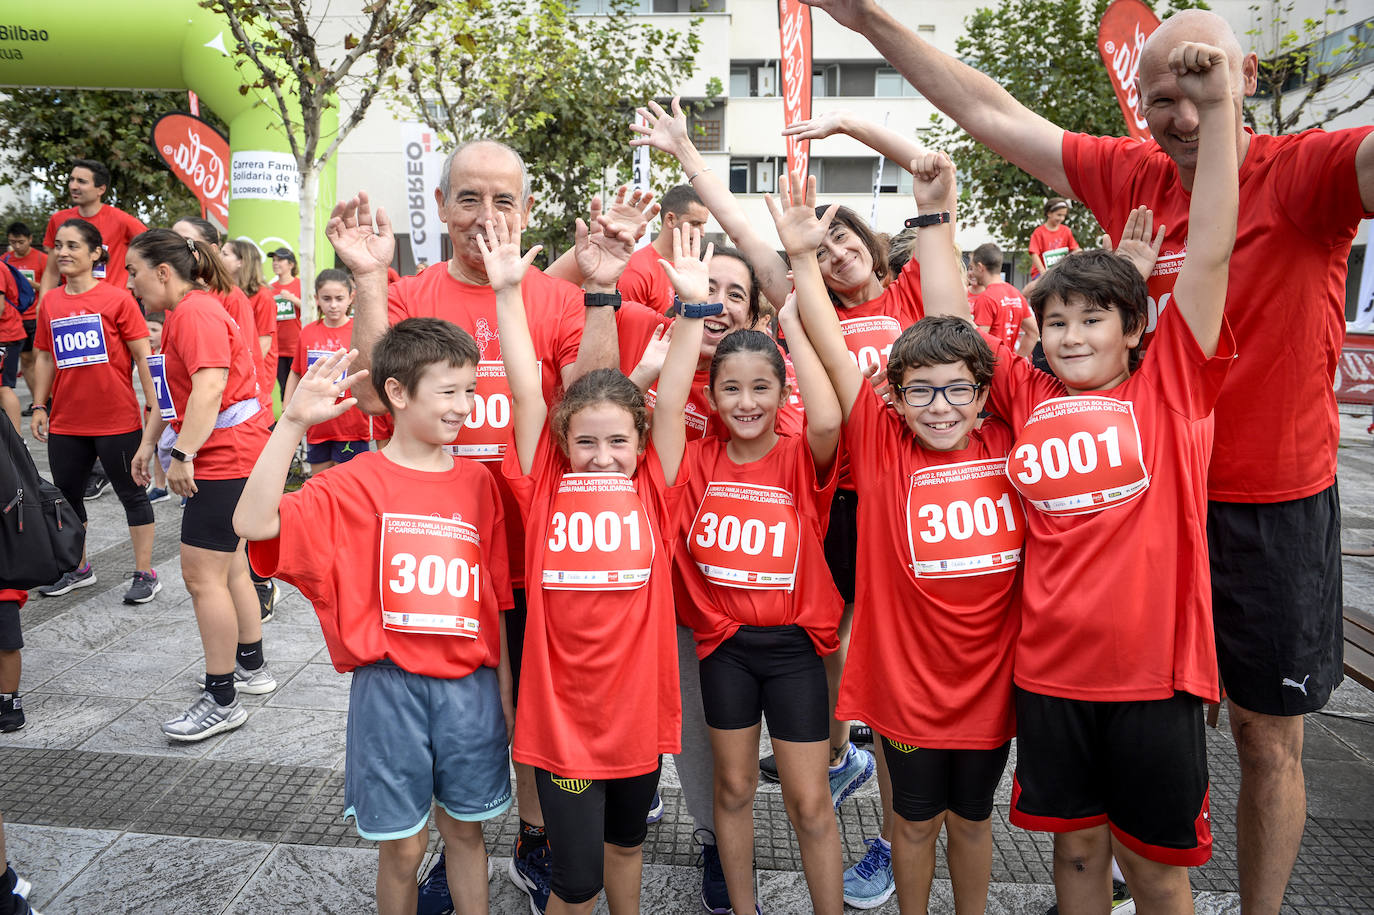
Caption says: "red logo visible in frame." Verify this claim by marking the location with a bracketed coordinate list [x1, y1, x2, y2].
[608, 571, 619, 583]
[152, 113, 231, 223]
[1092, 492, 1106, 504]
[1097, 0, 1161, 142]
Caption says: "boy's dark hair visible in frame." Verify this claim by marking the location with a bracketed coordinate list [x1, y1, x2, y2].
[372, 318, 481, 415]
[711, 246, 763, 328]
[887, 227, 918, 277]
[971, 243, 1003, 273]
[176, 216, 221, 246]
[886, 315, 996, 391]
[315, 268, 354, 292]
[551, 368, 648, 456]
[72, 158, 111, 190]
[56, 219, 106, 266]
[129, 228, 235, 294]
[710, 329, 786, 388]
[815, 206, 889, 307]
[1028, 249, 1148, 371]
[660, 184, 703, 219]
[5, 222, 31, 238]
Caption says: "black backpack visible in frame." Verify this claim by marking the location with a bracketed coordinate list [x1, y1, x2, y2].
[0, 419, 84, 590]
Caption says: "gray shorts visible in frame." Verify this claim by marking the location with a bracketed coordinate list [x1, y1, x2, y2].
[343, 660, 511, 840]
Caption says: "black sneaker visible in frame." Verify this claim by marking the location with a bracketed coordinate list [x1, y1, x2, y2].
[123, 570, 162, 604]
[256, 579, 280, 622]
[20, 404, 34, 417]
[0, 693, 24, 732]
[851, 723, 874, 745]
[84, 471, 110, 500]
[416, 849, 453, 915]
[5, 866, 40, 915]
[759, 753, 779, 782]
[694, 828, 730, 914]
[36, 565, 96, 597]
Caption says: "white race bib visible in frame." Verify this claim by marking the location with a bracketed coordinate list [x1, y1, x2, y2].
[379, 513, 484, 637]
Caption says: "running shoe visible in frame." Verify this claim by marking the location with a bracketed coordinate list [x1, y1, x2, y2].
[0, 693, 24, 732]
[759, 753, 779, 782]
[843, 837, 894, 909]
[256, 579, 280, 623]
[646, 790, 665, 824]
[828, 743, 875, 809]
[5, 867, 41, 915]
[196, 663, 278, 695]
[36, 564, 96, 597]
[146, 487, 171, 504]
[693, 828, 730, 914]
[84, 471, 110, 500]
[123, 570, 161, 604]
[508, 838, 551, 915]
[20, 404, 34, 417]
[161, 691, 247, 741]
[851, 723, 874, 745]
[416, 848, 453, 915]
[1043, 883, 1135, 915]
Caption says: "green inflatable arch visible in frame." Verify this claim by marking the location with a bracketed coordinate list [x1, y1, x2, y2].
[0, 3, 336, 266]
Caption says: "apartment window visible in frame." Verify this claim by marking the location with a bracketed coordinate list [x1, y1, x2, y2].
[874, 67, 920, 98]
[573, 0, 724, 13]
[730, 62, 778, 97]
[728, 157, 783, 193]
[875, 158, 914, 194]
[813, 157, 873, 194]
[812, 64, 839, 98]
[688, 102, 725, 152]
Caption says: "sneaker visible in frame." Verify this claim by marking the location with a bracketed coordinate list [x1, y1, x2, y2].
[843, 837, 894, 909]
[36, 565, 96, 597]
[694, 828, 730, 914]
[6, 867, 41, 915]
[416, 849, 453, 915]
[0, 693, 24, 732]
[828, 743, 875, 810]
[84, 472, 109, 500]
[147, 487, 171, 504]
[759, 753, 779, 782]
[646, 790, 665, 824]
[179, 496, 188, 508]
[123, 570, 161, 604]
[851, 723, 874, 745]
[196, 663, 278, 695]
[1043, 882, 1135, 915]
[508, 839, 552, 915]
[161, 691, 247, 742]
[256, 579, 280, 622]
[21, 404, 34, 417]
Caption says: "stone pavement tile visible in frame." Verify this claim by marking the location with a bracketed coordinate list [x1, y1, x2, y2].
[130, 759, 332, 843]
[106, 616, 208, 659]
[23, 604, 150, 654]
[258, 622, 328, 663]
[204, 705, 348, 768]
[277, 774, 370, 848]
[264, 662, 351, 712]
[0, 747, 186, 830]
[39, 650, 208, 701]
[0, 823, 121, 910]
[1317, 709, 1374, 759]
[45, 832, 271, 915]
[223, 842, 376, 915]
[1303, 715, 1366, 761]
[0, 693, 135, 750]
[147, 657, 311, 709]
[1324, 679, 1374, 720]
[12, 646, 92, 692]
[76, 697, 234, 759]
[1302, 759, 1374, 819]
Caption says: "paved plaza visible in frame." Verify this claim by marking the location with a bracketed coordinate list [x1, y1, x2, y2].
[2, 386, 1372, 913]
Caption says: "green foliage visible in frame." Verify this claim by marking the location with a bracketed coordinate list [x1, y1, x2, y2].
[389, 0, 712, 260]
[0, 89, 226, 227]
[1244, 1, 1374, 134]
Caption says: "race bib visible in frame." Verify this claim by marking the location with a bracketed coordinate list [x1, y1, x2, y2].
[1009, 397, 1149, 516]
[146, 354, 176, 420]
[92, 247, 109, 280]
[906, 459, 1025, 579]
[50, 312, 109, 368]
[543, 473, 654, 591]
[446, 360, 521, 460]
[840, 315, 902, 375]
[275, 295, 295, 321]
[379, 513, 484, 637]
[17, 268, 35, 284]
[689, 482, 801, 590]
[305, 348, 347, 383]
[1042, 245, 1071, 269]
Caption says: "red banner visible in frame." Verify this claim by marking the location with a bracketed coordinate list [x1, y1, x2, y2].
[1097, 0, 1160, 142]
[778, 0, 813, 186]
[151, 113, 230, 225]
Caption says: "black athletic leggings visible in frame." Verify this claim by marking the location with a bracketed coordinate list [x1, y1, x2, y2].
[276, 355, 293, 400]
[48, 430, 154, 527]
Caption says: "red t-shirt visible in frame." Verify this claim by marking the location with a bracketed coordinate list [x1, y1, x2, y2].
[388, 264, 584, 587]
[43, 205, 146, 289]
[1028, 223, 1079, 276]
[34, 284, 148, 436]
[248, 451, 512, 678]
[837, 383, 1022, 749]
[618, 244, 675, 314]
[1063, 127, 1374, 502]
[271, 277, 303, 358]
[504, 429, 686, 779]
[247, 286, 279, 408]
[292, 319, 373, 444]
[675, 433, 841, 660]
[214, 287, 264, 408]
[2, 249, 48, 289]
[973, 281, 1033, 350]
[159, 291, 270, 479]
[986, 305, 1235, 703]
[0, 267, 19, 342]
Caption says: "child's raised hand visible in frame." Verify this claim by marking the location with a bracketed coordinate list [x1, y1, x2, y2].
[281, 349, 369, 428]
[910, 150, 956, 211]
[1113, 205, 1166, 280]
[630, 97, 692, 156]
[1169, 41, 1232, 108]
[764, 173, 837, 256]
[476, 211, 542, 293]
[659, 223, 713, 305]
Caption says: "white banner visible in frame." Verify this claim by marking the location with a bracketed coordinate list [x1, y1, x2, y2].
[230, 151, 300, 202]
[400, 123, 444, 269]
[631, 112, 652, 250]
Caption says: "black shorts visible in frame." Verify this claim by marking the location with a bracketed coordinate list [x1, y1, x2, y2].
[1209, 484, 1343, 715]
[822, 488, 857, 603]
[1010, 688, 1212, 867]
[699, 625, 829, 742]
[304, 439, 369, 465]
[0, 601, 22, 651]
[182, 477, 248, 552]
[535, 760, 661, 904]
[0, 339, 20, 388]
[881, 738, 1010, 822]
[507, 588, 528, 707]
[22, 319, 37, 353]
[276, 355, 293, 397]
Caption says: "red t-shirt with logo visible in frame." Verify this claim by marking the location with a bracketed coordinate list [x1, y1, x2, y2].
[0, 267, 19, 341]
[504, 429, 686, 779]
[292, 318, 372, 444]
[1063, 127, 1374, 502]
[34, 284, 148, 436]
[837, 383, 1021, 748]
[973, 281, 1033, 350]
[2, 249, 48, 290]
[675, 432, 842, 660]
[986, 305, 1235, 702]
[388, 264, 584, 587]
[43, 205, 146, 289]
[1028, 223, 1079, 277]
[271, 277, 303, 359]
[160, 291, 270, 479]
[247, 286, 279, 407]
[618, 244, 676, 314]
[248, 451, 512, 678]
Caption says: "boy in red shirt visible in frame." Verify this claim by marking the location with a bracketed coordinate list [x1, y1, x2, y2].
[969, 243, 1037, 357]
[1028, 197, 1079, 279]
[235, 320, 514, 915]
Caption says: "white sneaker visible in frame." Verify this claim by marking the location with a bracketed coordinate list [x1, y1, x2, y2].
[196, 663, 278, 695]
[161, 691, 247, 742]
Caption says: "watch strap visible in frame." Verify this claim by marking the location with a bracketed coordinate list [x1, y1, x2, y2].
[584, 291, 622, 311]
[904, 212, 952, 229]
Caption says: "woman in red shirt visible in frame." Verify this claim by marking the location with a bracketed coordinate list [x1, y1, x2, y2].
[269, 248, 302, 399]
[220, 238, 278, 412]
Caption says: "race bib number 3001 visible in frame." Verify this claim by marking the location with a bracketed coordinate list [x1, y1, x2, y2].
[543, 473, 654, 591]
[907, 459, 1025, 578]
[146, 354, 176, 420]
[840, 315, 901, 375]
[1009, 397, 1149, 516]
[689, 482, 801, 590]
[379, 513, 484, 637]
[50, 312, 110, 368]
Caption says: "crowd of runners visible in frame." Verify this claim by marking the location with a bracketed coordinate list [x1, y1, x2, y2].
[0, 3, 1370, 915]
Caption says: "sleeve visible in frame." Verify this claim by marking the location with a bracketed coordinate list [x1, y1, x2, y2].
[385, 275, 414, 325]
[291, 327, 308, 376]
[501, 423, 561, 517]
[614, 301, 672, 376]
[642, 440, 692, 559]
[1276, 128, 1374, 242]
[0, 268, 14, 308]
[246, 477, 341, 614]
[972, 291, 997, 328]
[33, 301, 52, 352]
[41, 215, 58, 250]
[843, 383, 902, 475]
[180, 308, 234, 373]
[1028, 226, 1045, 258]
[116, 292, 149, 341]
[123, 209, 149, 238]
[983, 331, 1054, 429]
[1143, 302, 1237, 419]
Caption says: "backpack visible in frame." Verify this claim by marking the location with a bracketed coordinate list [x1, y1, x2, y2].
[1, 261, 36, 313]
[0, 419, 84, 590]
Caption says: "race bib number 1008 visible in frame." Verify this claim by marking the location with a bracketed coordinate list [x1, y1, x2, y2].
[689, 482, 801, 590]
[1009, 396, 1149, 516]
[543, 473, 654, 591]
[50, 312, 109, 368]
[379, 513, 484, 637]
[906, 459, 1025, 579]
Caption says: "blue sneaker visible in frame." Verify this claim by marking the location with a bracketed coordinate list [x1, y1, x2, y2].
[694, 828, 730, 914]
[147, 487, 171, 504]
[416, 849, 452, 915]
[646, 790, 665, 824]
[828, 743, 875, 809]
[508, 840, 551, 915]
[843, 837, 894, 909]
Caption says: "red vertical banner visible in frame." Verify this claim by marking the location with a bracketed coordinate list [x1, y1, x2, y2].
[778, 0, 813, 185]
[1097, 0, 1161, 141]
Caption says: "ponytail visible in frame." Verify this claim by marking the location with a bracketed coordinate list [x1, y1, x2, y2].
[129, 228, 234, 294]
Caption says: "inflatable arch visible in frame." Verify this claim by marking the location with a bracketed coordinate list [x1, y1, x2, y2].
[0, 3, 336, 267]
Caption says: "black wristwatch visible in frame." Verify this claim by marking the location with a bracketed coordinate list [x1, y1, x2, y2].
[905, 212, 951, 229]
[584, 291, 622, 311]
[170, 447, 197, 463]
[677, 299, 724, 319]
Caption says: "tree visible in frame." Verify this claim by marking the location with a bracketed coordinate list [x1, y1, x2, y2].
[0, 89, 224, 227]
[1244, 1, 1374, 134]
[201, 0, 439, 313]
[389, 0, 717, 260]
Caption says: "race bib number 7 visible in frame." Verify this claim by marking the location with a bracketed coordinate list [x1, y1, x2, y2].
[379, 513, 484, 637]
[1009, 396, 1149, 516]
[907, 459, 1025, 578]
[50, 312, 109, 369]
[689, 482, 801, 590]
[146, 354, 176, 420]
[543, 473, 654, 591]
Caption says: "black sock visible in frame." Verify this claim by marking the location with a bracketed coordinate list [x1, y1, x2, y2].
[517, 820, 547, 855]
[236, 640, 264, 671]
[205, 671, 236, 706]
